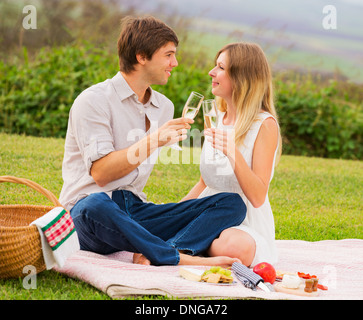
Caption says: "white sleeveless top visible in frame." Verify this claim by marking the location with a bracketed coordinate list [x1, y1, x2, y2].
[198, 111, 279, 267]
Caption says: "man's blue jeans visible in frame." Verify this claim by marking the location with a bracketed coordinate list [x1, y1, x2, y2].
[70, 190, 246, 266]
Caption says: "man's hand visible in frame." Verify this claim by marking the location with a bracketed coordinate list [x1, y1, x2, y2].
[91, 117, 193, 187]
[152, 117, 194, 147]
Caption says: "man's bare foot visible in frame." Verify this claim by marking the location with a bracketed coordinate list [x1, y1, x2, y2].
[133, 253, 151, 265]
[178, 253, 241, 268]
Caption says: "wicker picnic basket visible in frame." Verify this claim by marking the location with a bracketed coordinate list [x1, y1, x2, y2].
[0, 176, 62, 279]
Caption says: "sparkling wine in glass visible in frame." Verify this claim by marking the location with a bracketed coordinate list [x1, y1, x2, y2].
[182, 106, 199, 120]
[203, 99, 223, 159]
[203, 99, 218, 129]
[170, 91, 204, 150]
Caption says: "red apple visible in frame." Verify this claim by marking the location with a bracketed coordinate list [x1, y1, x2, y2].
[253, 262, 276, 284]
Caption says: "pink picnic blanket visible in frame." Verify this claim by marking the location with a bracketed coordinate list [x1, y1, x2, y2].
[55, 239, 363, 300]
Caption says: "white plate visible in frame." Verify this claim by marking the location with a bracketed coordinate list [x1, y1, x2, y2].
[200, 280, 238, 286]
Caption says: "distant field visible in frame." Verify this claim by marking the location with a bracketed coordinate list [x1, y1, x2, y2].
[187, 17, 363, 82]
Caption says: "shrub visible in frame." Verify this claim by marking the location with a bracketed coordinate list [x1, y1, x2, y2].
[0, 44, 117, 137]
[0, 43, 362, 160]
[275, 76, 363, 160]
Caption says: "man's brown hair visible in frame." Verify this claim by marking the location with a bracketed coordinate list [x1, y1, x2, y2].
[117, 16, 179, 74]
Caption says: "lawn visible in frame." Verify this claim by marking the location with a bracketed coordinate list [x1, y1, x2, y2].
[0, 133, 362, 300]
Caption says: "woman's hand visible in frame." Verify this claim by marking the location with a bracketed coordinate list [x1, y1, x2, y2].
[204, 128, 236, 158]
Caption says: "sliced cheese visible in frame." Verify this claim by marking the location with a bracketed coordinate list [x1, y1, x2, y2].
[179, 267, 204, 282]
[281, 274, 301, 289]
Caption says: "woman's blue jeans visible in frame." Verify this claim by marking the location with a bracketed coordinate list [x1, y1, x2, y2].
[70, 190, 246, 266]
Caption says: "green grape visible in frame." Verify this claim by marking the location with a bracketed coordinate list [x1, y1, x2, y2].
[224, 269, 232, 276]
[217, 268, 226, 275]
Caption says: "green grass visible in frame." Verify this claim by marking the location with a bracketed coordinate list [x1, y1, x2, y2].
[0, 133, 362, 299]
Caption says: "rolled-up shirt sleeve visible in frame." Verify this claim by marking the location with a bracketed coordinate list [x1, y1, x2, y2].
[70, 90, 115, 174]
[59, 71, 176, 210]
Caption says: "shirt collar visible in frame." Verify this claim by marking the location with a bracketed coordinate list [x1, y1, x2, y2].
[111, 72, 160, 108]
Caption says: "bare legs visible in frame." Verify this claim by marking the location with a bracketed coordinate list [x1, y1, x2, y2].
[207, 228, 256, 267]
[178, 253, 241, 267]
[133, 252, 241, 267]
[133, 228, 255, 267]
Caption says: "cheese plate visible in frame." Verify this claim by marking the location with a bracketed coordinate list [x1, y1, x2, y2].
[179, 267, 237, 285]
[274, 282, 319, 297]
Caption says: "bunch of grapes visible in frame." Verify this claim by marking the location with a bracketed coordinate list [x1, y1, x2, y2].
[202, 266, 233, 283]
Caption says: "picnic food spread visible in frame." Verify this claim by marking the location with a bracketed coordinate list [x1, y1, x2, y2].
[274, 270, 327, 296]
[202, 266, 234, 284]
[179, 266, 234, 284]
[179, 262, 328, 297]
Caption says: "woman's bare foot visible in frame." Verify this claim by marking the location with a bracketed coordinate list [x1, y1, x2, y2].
[133, 253, 151, 265]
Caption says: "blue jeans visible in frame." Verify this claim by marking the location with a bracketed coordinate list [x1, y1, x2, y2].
[70, 190, 246, 266]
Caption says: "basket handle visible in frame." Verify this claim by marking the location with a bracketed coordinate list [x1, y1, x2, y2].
[0, 176, 62, 207]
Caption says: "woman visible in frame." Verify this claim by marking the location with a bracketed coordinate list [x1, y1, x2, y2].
[183, 42, 282, 267]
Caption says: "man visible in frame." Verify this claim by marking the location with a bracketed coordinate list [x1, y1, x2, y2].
[59, 16, 246, 266]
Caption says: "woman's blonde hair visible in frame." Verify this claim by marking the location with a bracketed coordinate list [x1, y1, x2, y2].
[215, 42, 282, 162]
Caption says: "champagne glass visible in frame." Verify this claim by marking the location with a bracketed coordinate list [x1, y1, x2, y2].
[182, 91, 204, 120]
[203, 99, 223, 159]
[170, 91, 204, 150]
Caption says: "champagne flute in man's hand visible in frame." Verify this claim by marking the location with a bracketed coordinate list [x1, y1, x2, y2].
[170, 91, 204, 150]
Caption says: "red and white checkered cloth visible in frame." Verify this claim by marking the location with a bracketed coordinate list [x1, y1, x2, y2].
[42, 209, 75, 250]
[31, 207, 80, 269]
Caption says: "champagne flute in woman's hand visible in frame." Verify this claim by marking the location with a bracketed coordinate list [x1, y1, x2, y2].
[203, 99, 218, 129]
[203, 99, 223, 159]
